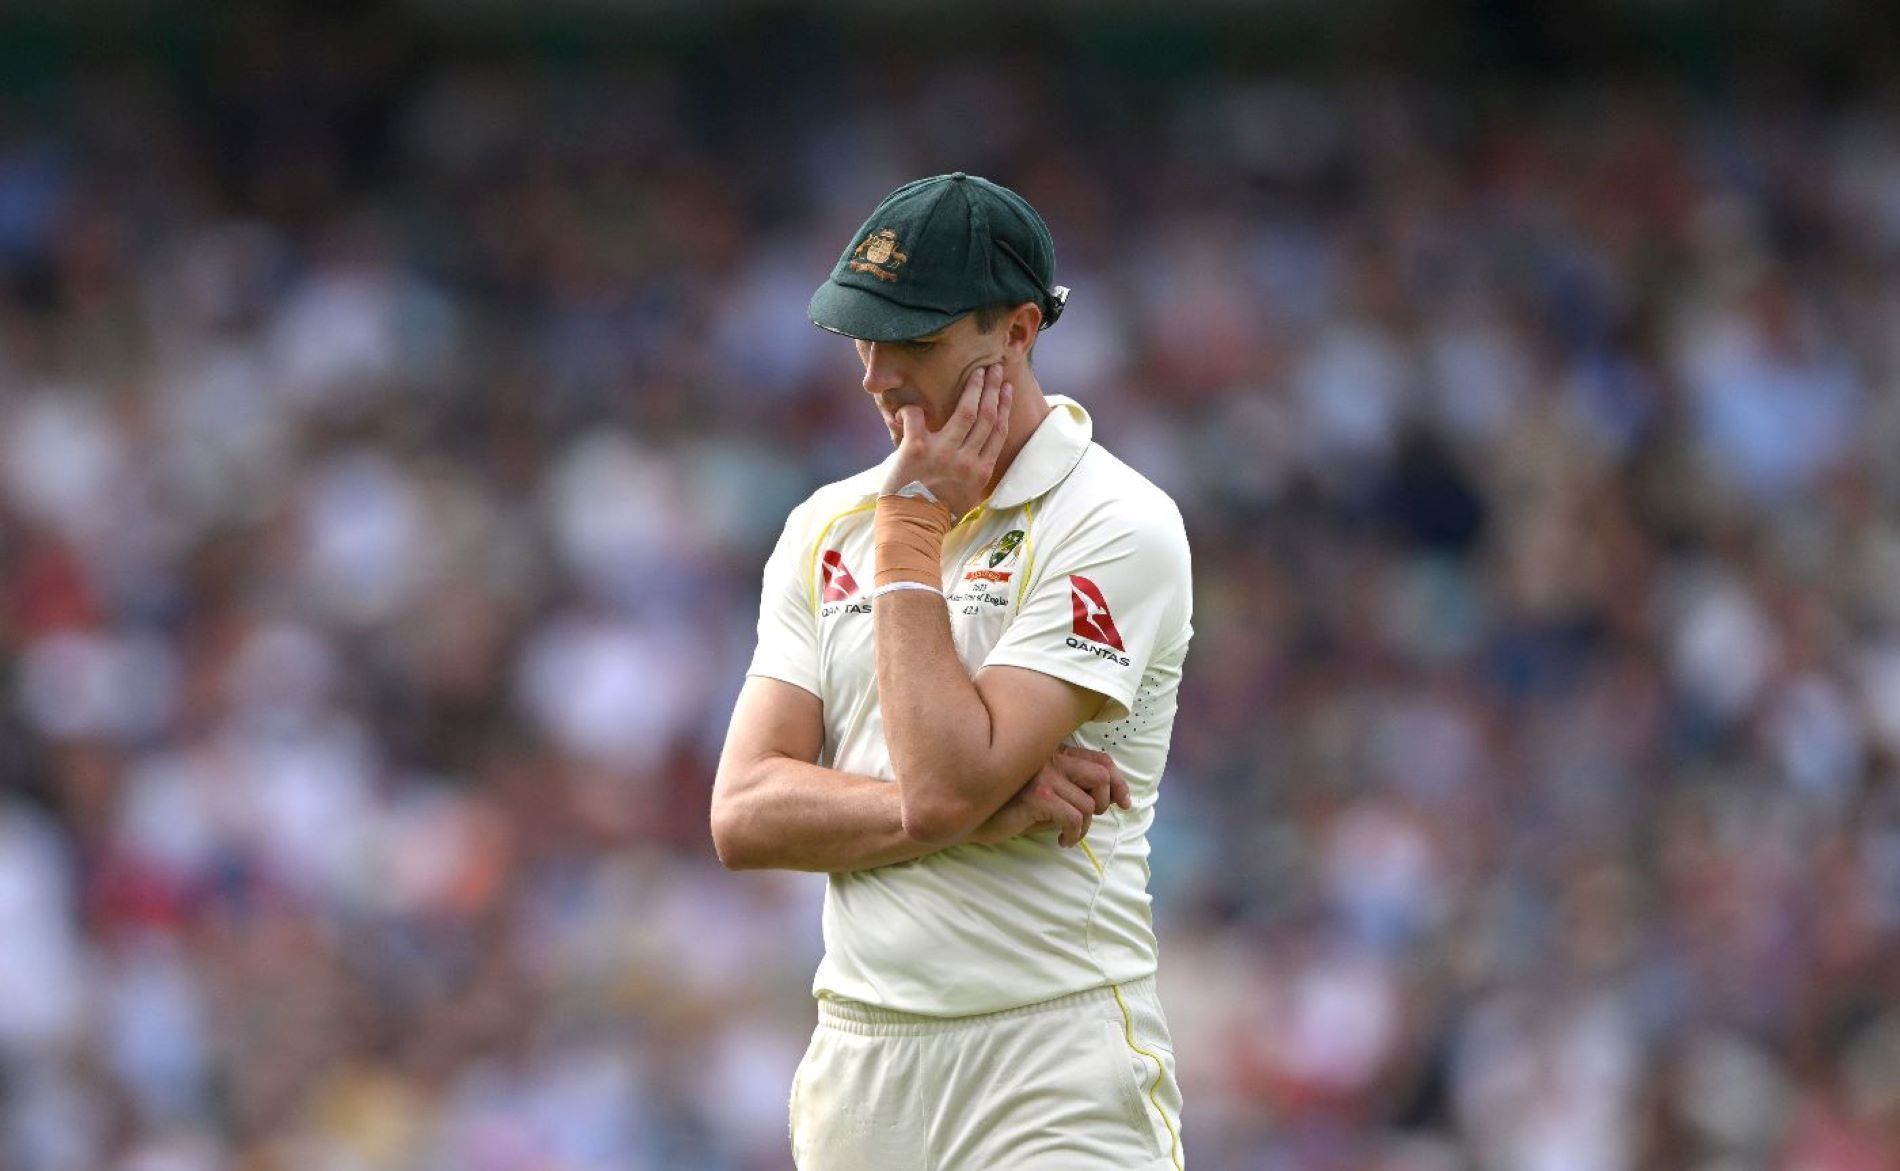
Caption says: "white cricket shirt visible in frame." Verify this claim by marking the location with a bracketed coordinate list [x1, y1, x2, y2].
[747, 395, 1193, 1016]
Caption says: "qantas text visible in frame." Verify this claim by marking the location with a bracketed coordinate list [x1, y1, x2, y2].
[1066, 636, 1131, 666]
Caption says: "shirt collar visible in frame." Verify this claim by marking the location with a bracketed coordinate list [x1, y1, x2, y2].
[986, 394, 1092, 508]
[857, 394, 1093, 509]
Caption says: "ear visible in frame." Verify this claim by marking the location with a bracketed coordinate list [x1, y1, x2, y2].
[1004, 302, 1043, 357]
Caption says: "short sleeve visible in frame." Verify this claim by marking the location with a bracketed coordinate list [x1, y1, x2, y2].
[745, 508, 821, 696]
[982, 497, 1191, 723]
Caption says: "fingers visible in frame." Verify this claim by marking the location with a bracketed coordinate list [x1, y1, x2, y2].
[1052, 802, 1090, 847]
[1057, 817, 1091, 850]
[1055, 745, 1132, 812]
[1035, 772, 1098, 822]
[976, 379, 1012, 469]
[941, 364, 989, 446]
[947, 363, 1009, 451]
[1026, 772, 1096, 844]
[894, 404, 926, 449]
[1049, 797, 1091, 848]
[961, 364, 1005, 456]
[1001, 748, 1130, 850]
[1048, 751, 1112, 814]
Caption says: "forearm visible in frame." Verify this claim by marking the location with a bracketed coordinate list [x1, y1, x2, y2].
[712, 755, 939, 873]
[875, 590, 1012, 838]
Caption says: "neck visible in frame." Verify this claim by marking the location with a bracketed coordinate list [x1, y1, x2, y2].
[984, 366, 1050, 497]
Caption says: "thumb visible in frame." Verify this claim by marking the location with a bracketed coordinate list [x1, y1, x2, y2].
[895, 405, 926, 443]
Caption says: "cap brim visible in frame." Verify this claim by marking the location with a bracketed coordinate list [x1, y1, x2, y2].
[808, 280, 962, 342]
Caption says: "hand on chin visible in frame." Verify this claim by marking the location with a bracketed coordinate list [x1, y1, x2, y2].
[878, 363, 1014, 518]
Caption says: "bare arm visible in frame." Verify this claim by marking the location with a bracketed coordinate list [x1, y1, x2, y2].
[712, 676, 931, 872]
[712, 676, 1125, 872]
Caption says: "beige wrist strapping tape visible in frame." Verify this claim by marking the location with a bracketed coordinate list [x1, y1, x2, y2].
[874, 494, 954, 589]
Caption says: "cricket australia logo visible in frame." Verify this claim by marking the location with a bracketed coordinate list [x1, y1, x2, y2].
[848, 228, 909, 282]
[962, 529, 1025, 592]
[1066, 575, 1130, 665]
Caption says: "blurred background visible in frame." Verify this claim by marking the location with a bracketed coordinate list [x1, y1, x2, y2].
[2, 1, 1899, 1168]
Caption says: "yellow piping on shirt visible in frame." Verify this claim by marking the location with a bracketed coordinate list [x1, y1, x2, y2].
[807, 498, 997, 614]
[1078, 839, 1104, 876]
[1013, 496, 1039, 610]
[806, 500, 878, 614]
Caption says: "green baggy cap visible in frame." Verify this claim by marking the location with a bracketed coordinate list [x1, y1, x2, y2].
[808, 172, 1068, 342]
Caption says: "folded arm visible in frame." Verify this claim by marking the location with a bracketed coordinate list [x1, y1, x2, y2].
[876, 596, 1106, 845]
[712, 676, 1121, 872]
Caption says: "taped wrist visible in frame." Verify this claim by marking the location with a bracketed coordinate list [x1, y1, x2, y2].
[874, 494, 954, 589]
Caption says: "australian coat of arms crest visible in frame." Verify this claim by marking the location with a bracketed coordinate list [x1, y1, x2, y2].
[848, 228, 909, 282]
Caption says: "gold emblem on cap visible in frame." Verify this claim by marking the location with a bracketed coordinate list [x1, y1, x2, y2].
[849, 228, 908, 282]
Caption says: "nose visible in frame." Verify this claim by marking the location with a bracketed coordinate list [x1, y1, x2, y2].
[860, 342, 904, 396]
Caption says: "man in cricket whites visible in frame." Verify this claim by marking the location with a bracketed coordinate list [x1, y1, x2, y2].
[713, 172, 1192, 1170]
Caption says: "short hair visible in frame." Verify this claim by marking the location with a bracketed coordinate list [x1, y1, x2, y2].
[970, 303, 1015, 333]
[968, 302, 1040, 364]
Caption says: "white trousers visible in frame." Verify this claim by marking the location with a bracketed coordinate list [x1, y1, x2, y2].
[789, 976, 1185, 1171]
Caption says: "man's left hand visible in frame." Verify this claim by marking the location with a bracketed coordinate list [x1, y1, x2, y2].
[881, 363, 1013, 519]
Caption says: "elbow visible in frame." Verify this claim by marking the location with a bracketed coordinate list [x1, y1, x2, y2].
[709, 801, 761, 871]
[899, 784, 983, 848]
[898, 752, 1008, 846]
[710, 821, 746, 871]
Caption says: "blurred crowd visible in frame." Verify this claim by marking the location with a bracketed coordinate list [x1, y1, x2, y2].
[2, 8, 1899, 1171]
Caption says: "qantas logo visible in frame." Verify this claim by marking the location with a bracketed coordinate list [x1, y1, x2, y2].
[1068, 575, 1125, 651]
[821, 550, 860, 602]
